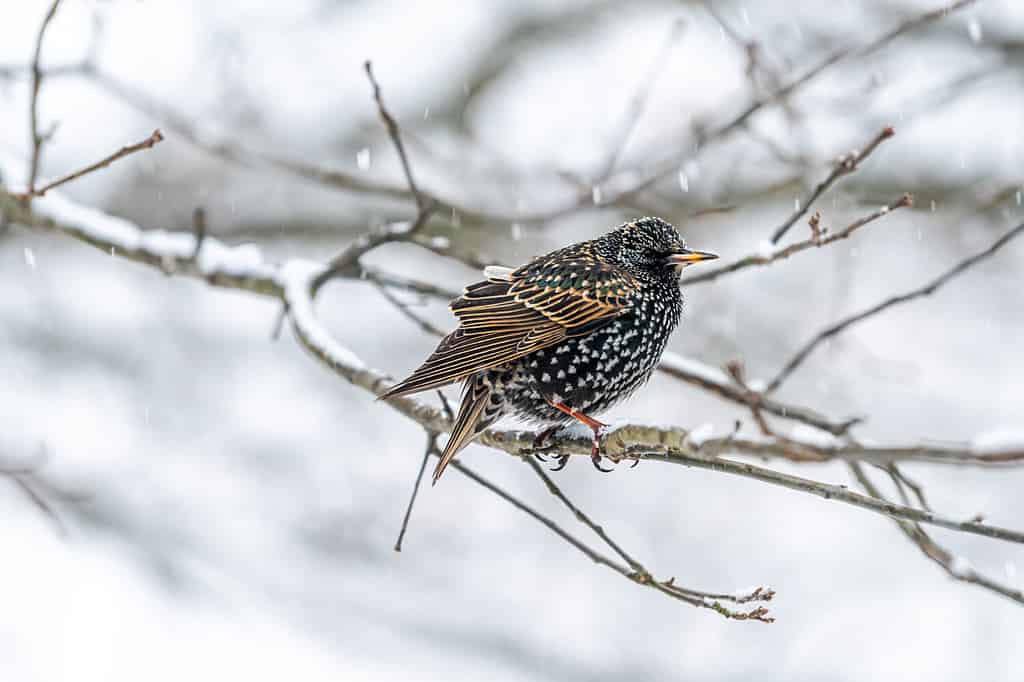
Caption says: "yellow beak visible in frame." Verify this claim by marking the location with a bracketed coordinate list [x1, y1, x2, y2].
[666, 249, 719, 265]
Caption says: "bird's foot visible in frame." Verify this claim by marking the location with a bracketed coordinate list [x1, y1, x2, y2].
[589, 424, 614, 473]
[551, 453, 571, 472]
[531, 425, 560, 462]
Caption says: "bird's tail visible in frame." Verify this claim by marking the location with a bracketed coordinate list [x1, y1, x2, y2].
[433, 374, 501, 484]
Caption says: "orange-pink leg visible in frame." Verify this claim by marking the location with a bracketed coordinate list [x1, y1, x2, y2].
[544, 399, 614, 473]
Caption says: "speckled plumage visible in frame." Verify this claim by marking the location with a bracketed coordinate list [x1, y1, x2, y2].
[381, 216, 717, 482]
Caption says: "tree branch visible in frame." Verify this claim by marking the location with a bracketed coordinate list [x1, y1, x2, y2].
[658, 352, 861, 436]
[312, 63, 439, 291]
[769, 125, 895, 244]
[5, 163, 1023, 621]
[13, 129, 164, 200]
[766, 219, 1024, 393]
[3, 1, 976, 227]
[24, 0, 64, 203]
[592, 18, 686, 182]
[682, 193, 913, 286]
[849, 461, 1024, 605]
[394, 432, 434, 552]
[522, 456, 773, 621]
[364, 61, 427, 213]
[601, 0, 979, 209]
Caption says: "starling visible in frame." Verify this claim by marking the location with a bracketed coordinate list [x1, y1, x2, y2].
[381, 217, 717, 483]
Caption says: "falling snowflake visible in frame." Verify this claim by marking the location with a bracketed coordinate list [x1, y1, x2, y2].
[678, 170, 689, 193]
[356, 148, 371, 171]
[967, 18, 982, 44]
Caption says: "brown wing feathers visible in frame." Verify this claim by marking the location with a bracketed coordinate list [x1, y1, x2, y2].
[380, 244, 637, 400]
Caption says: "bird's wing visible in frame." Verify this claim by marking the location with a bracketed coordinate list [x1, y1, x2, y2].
[380, 246, 639, 398]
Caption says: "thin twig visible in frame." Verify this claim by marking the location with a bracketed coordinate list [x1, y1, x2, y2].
[15, 129, 164, 201]
[525, 457, 643, 571]
[453, 457, 772, 621]
[594, 18, 686, 181]
[849, 461, 1023, 605]
[436, 390, 455, 424]
[448, 460, 628, 572]
[24, 0, 64, 202]
[394, 432, 435, 552]
[683, 193, 912, 286]
[9, 475, 68, 537]
[312, 63, 439, 292]
[9, 0, 972, 228]
[364, 60, 426, 212]
[766, 219, 1024, 393]
[658, 352, 861, 436]
[190, 206, 206, 261]
[608, 0, 979, 208]
[886, 463, 932, 511]
[374, 283, 447, 338]
[703, 1, 782, 97]
[362, 267, 461, 302]
[769, 126, 895, 244]
[313, 210, 436, 291]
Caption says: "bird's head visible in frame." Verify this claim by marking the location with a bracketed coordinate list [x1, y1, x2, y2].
[598, 216, 718, 279]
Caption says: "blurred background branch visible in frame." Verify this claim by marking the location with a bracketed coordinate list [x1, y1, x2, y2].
[1, 0, 1022, 678]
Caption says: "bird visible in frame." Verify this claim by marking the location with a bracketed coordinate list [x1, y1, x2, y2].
[380, 216, 718, 484]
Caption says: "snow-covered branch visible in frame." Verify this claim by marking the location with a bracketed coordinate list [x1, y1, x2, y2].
[4, 180, 1023, 549]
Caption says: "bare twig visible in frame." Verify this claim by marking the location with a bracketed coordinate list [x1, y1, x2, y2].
[362, 267, 461, 302]
[446, 458, 629, 571]
[373, 283, 447, 338]
[593, 18, 686, 181]
[849, 462, 1023, 605]
[364, 60, 427, 212]
[682, 193, 912, 286]
[190, 205, 206, 261]
[607, 0, 978, 209]
[312, 63, 440, 292]
[394, 432, 435, 552]
[312, 210, 436, 290]
[886, 463, 932, 511]
[2, 450, 68, 538]
[725, 360, 775, 437]
[658, 352, 861, 436]
[769, 126, 895, 244]
[3, 1, 974, 228]
[525, 457, 643, 571]
[766, 219, 1024, 393]
[24, 0, 64, 202]
[8, 474, 67, 537]
[703, 1, 782, 97]
[510, 458, 772, 621]
[15, 129, 164, 201]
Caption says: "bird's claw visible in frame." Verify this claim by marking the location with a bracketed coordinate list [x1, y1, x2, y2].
[532, 425, 560, 463]
[589, 426, 615, 472]
[550, 454, 570, 472]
